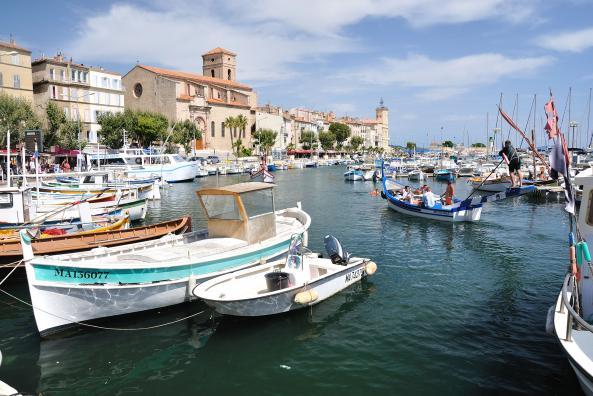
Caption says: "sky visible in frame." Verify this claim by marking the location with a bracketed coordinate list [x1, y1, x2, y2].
[3, 0, 593, 147]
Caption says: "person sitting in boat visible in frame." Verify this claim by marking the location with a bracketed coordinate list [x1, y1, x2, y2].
[400, 186, 413, 202]
[499, 140, 523, 188]
[422, 188, 438, 208]
[441, 180, 455, 205]
[538, 166, 547, 180]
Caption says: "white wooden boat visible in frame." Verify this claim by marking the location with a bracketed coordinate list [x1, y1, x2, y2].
[344, 169, 364, 181]
[548, 168, 593, 395]
[469, 177, 512, 192]
[194, 235, 377, 316]
[21, 182, 311, 336]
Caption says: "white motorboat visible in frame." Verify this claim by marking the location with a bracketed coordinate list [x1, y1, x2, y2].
[21, 182, 311, 336]
[194, 235, 377, 316]
[344, 169, 365, 181]
[407, 169, 425, 181]
[88, 150, 198, 183]
[549, 167, 593, 395]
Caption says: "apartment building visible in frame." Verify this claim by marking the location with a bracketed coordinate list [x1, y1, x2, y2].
[0, 40, 33, 102]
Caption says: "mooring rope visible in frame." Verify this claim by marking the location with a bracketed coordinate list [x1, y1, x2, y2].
[0, 288, 206, 331]
[0, 260, 23, 288]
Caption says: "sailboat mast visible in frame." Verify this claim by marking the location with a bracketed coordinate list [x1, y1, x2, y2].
[587, 88, 592, 149]
[532, 94, 537, 179]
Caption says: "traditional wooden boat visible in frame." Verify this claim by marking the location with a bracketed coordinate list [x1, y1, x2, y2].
[381, 165, 534, 222]
[0, 213, 129, 240]
[21, 182, 311, 336]
[194, 235, 377, 317]
[1, 216, 189, 263]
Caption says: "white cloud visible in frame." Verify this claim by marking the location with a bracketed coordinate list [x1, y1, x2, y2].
[67, 3, 351, 82]
[538, 27, 593, 52]
[66, 0, 540, 84]
[236, 0, 537, 34]
[348, 53, 553, 100]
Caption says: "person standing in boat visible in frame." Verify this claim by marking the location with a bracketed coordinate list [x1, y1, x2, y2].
[499, 140, 523, 188]
[442, 180, 455, 205]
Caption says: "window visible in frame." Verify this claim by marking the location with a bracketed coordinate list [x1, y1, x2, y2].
[186, 83, 190, 95]
[201, 195, 241, 220]
[71, 88, 78, 100]
[61, 86, 67, 99]
[60, 70, 65, 81]
[133, 83, 143, 98]
[84, 110, 90, 122]
[49, 68, 55, 80]
[211, 121, 215, 137]
[71, 69, 76, 81]
[112, 79, 119, 89]
[241, 189, 274, 218]
[221, 122, 225, 137]
[50, 85, 57, 99]
[242, 127, 246, 138]
[82, 72, 88, 82]
[227, 69, 231, 80]
[0, 72, 3, 87]
[11, 54, 18, 65]
[102, 77, 109, 88]
[211, 70, 215, 78]
[13, 75, 20, 89]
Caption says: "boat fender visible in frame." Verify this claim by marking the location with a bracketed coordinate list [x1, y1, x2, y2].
[577, 242, 584, 268]
[365, 261, 377, 276]
[570, 245, 580, 281]
[294, 289, 318, 305]
[583, 242, 591, 262]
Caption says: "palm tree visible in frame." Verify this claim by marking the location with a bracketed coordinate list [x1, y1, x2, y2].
[224, 116, 237, 156]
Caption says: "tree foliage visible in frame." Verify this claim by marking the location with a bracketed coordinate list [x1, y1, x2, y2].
[442, 140, 454, 148]
[471, 142, 486, 148]
[406, 141, 417, 150]
[60, 120, 84, 150]
[45, 101, 66, 148]
[172, 119, 201, 155]
[0, 93, 40, 147]
[350, 136, 364, 152]
[253, 128, 278, 155]
[300, 130, 317, 150]
[318, 131, 336, 151]
[98, 110, 169, 148]
[328, 123, 351, 149]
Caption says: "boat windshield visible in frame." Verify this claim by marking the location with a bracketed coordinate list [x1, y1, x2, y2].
[240, 189, 274, 218]
[172, 155, 186, 162]
[201, 195, 241, 220]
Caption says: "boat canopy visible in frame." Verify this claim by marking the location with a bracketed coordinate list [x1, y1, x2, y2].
[196, 182, 277, 243]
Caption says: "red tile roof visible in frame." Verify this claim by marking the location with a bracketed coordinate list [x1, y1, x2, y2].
[138, 65, 251, 91]
[206, 98, 251, 109]
[202, 47, 236, 56]
[0, 40, 31, 54]
[177, 94, 192, 101]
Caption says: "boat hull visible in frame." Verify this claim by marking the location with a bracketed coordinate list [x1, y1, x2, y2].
[198, 258, 370, 317]
[24, 208, 311, 335]
[553, 291, 593, 396]
[386, 198, 481, 222]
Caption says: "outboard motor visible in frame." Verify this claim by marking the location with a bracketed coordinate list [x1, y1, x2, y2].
[324, 235, 351, 265]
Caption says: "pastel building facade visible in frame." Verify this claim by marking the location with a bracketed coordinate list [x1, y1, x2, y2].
[0, 40, 33, 103]
[32, 54, 124, 143]
[123, 47, 257, 153]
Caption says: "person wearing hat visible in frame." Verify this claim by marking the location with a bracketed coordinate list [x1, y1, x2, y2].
[499, 140, 522, 188]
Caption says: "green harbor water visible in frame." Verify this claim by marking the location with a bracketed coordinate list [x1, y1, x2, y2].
[0, 166, 582, 395]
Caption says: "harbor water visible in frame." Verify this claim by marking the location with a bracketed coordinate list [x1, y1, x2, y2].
[0, 166, 582, 395]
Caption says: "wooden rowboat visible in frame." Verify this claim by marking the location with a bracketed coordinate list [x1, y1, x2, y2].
[0, 216, 192, 264]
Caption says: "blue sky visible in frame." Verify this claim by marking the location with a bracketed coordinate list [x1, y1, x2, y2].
[3, 0, 593, 146]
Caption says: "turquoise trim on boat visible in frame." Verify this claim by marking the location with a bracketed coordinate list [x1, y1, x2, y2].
[32, 238, 292, 285]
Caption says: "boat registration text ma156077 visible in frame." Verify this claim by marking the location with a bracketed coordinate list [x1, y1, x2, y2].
[53, 268, 110, 280]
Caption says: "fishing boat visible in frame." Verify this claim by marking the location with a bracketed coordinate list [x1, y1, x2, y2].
[548, 167, 593, 396]
[457, 166, 476, 177]
[381, 166, 534, 222]
[434, 169, 455, 182]
[194, 234, 377, 317]
[469, 176, 512, 192]
[0, 216, 189, 265]
[21, 182, 311, 336]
